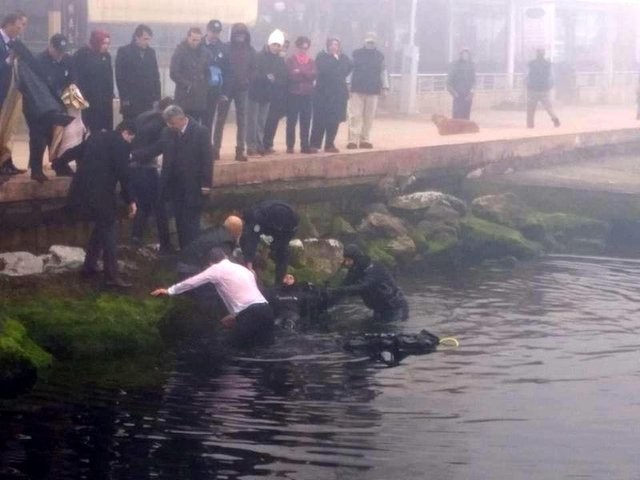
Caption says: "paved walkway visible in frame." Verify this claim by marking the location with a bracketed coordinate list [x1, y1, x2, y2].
[5, 104, 639, 175]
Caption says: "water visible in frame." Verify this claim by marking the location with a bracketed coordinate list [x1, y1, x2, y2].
[2, 255, 640, 479]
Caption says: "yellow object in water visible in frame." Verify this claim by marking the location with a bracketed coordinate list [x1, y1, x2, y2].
[439, 337, 460, 347]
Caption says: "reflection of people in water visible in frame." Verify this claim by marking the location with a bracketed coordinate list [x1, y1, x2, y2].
[330, 244, 409, 322]
[152, 247, 275, 348]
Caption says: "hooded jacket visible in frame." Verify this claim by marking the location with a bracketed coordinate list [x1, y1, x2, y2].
[223, 23, 256, 96]
[338, 245, 407, 315]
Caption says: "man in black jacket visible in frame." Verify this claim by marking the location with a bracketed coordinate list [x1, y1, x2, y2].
[212, 23, 256, 162]
[202, 19, 228, 134]
[0, 11, 28, 177]
[25, 34, 75, 183]
[331, 244, 409, 322]
[115, 24, 161, 121]
[346, 32, 389, 150]
[240, 200, 299, 284]
[447, 48, 476, 120]
[68, 121, 137, 287]
[526, 48, 560, 129]
[129, 97, 175, 252]
[160, 105, 214, 249]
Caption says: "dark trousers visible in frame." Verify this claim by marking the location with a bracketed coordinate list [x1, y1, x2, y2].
[130, 167, 172, 248]
[286, 94, 312, 150]
[172, 198, 201, 250]
[84, 212, 118, 281]
[26, 117, 52, 174]
[263, 100, 286, 150]
[310, 112, 340, 150]
[203, 87, 221, 133]
[232, 303, 275, 349]
[271, 232, 294, 285]
[452, 94, 473, 120]
[213, 90, 248, 153]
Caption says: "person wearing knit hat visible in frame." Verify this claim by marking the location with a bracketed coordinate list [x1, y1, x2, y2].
[74, 29, 114, 132]
[245, 29, 287, 157]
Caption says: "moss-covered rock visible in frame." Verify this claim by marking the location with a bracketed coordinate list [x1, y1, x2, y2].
[2, 295, 171, 360]
[459, 216, 542, 261]
[0, 318, 53, 397]
[533, 212, 610, 241]
[365, 239, 397, 269]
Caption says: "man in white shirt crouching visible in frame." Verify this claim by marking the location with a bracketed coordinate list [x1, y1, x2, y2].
[151, 247, 275, 348]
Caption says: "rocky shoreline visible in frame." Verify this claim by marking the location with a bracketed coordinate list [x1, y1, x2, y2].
[0, 190, 613, 397]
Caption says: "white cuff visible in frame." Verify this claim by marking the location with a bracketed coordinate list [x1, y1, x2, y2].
[168, 286, 177, 295]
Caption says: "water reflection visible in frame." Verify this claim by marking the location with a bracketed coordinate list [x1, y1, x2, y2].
[2, 255, 640, 479]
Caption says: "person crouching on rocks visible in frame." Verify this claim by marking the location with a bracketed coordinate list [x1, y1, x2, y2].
[151, 247, 275, 348]
[330, 244, 409, 322]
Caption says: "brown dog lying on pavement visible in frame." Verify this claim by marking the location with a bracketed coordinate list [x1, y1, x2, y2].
[432, 114, 479, 135]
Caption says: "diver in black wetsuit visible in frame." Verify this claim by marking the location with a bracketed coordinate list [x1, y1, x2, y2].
[331, 244, 409, 322]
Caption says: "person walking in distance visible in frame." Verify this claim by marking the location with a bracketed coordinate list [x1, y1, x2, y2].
[74, 30, 114, 132]
[159, 105, 213, 249]
[310, 37, 353, 153]
[285, 36, 317, 154]
[447, 48, 476, 120]
[115, 24, 161, 121]
[526, 48, 560, 129]
[212, 23, 256, 162]
[347, 32, 389, 150]
[68, 121, 137, 288]
[170, 27, 211, 124]
[246, 29, 287, 157]
[202, 20, 228, 134]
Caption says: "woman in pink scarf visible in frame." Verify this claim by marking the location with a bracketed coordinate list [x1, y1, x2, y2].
[285, 36, 317, 154]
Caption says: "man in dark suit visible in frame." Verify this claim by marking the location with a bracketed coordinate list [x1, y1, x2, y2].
[0, 11, 28, 176]
[160, 105, 214, 249]
[115, 24, 161, 121]
[68, 121, 138, 287]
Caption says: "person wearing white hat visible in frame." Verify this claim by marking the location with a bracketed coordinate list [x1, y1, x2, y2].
[246, 29, 287, 157]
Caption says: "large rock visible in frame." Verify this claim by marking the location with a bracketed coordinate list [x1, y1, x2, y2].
[387, 235, 417, 262]
[44, 245, 86, 273]
[389, 191, 468, 216]
[357, 212, 408, 238]
[471, 193, 533, 229]
[301, 238, 344, 274]
[460, 216, 542, 261]
[0, 252, 45, 277]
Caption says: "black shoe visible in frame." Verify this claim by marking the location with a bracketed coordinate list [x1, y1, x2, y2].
[30, 172, 48, 183]
[263, 148, 276, 155]
[346, 143, 358, 150]
[235, 151, 248, 162]
[301, 147, 318, 154]
[246, 149, 261, 157]
[325, 146, 340, 153]
[286, 148, 294, 154]
[553, 118, 561, 128]
[105, 277, 133, 288]
[52, 159, 74, 177]
[212, 150, 220, 161]
[359, 142, 373, 149]
[0, 159, 26, 176]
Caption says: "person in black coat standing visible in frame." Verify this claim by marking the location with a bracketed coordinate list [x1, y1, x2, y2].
[310, 37, 353, 153]
[74, 29, 114, 132]
[447, 48, 476, 120]
[115, 24, 161, 121]
[68, 121, 137, 287]
[170, 27, 211, 124]
[159, 105, 214, 249]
